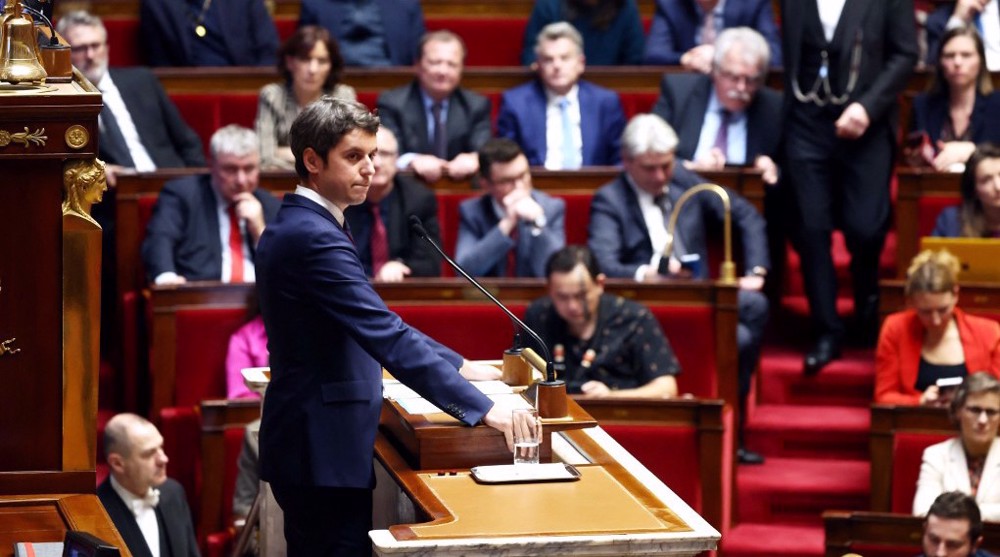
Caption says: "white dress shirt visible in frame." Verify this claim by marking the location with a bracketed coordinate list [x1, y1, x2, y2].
[109, 475, 160, 557]
[817, 0, 848, 42]
[295, 185, 346, 225]
[96, 72, 157, 172]
[693, 90, 749, 165]
[626, 176, 674, 280]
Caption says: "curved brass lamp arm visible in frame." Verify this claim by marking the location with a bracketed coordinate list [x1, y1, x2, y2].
[663, 183, 737, 284]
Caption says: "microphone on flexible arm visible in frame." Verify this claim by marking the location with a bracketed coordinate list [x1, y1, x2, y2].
[409, 215, 567, 418]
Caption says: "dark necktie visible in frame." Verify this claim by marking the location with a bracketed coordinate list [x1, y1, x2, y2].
[713, 109, 731, 155]
[369, 203, 389, 274]
[431, 102, 448, 159]
[227, 204, 245, 283]
[342, 220, 355, 244]
[100, 105, 135, 167]
[506, 224, 519, 277]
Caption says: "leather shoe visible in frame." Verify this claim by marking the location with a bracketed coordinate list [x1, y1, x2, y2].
[738, 448, 765, 465]
[804, 336, 841, 376]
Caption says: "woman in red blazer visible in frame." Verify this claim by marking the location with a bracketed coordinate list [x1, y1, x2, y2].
[876, 249, 1000, 405]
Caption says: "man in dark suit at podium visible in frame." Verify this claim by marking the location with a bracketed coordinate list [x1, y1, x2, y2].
[254, 97, 513, 556]
[97, 413, 200, 557]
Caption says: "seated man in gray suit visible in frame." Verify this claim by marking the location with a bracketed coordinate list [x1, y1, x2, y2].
[97, 413, 200, 557]
[455, 138, 565, 278]
[588, 114, 769, 464]
[652, 27, 781, 185]
[376, 30, 492, 183]
[141, 125, 281, 285]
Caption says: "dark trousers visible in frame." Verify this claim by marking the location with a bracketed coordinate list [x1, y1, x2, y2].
[784, 107, 894, 338]
[737, 289, 768, 443]
[271, 484, 373, 557]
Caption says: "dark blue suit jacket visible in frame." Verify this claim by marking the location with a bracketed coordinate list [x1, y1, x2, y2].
[651, 72, 783, 162]
[140, 175, 281, 282]
[255, 193, 493, 488]
[588, 170, 769, 279]
[912, 91, 1000, 146]
[299, 0, 425, 66]
[97, 478, 200, 557]
[377, 82, 492, 160]
[102, 68, 205, 169]
[496, 80, 626, 167]
[139, 0, 278, 66]
[643, 0, 782, 66]
[931, 205, 963, 237]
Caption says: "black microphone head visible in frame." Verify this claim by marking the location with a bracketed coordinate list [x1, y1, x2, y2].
[409, 215, 428, 239]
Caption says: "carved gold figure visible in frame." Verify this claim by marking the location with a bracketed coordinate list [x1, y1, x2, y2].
[0, 337, 19, 356]
[62, 158, 107, 227]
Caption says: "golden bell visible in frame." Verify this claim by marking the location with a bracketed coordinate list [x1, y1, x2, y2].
[0, 0, 46, 85]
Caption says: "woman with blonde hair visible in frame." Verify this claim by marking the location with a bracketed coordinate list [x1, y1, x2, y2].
[875, 249, 1000, 405]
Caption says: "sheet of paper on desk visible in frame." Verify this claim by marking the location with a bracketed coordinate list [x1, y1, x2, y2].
[395, 391, 533, 416]
[383, 380, 514, 401]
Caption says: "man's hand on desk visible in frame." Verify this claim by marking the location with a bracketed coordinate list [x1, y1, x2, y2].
[460, 360, 502, 381]
[482, 403, 515, 451]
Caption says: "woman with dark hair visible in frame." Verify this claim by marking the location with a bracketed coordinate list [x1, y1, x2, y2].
[521, 0, 644, 65]
[932, 143, 1000, 237]
[255, 25, 356, 169]
[875, 249, 1000, 405]
[913, 372, 1000, 521]
[909, 26, 1000, 171]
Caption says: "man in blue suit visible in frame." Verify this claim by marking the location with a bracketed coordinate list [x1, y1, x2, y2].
[456, 138, 566, 277]
[588, 113, 769, 464]
[255, 98, 513, 556]
[497, 22, 626, 169]
[643, 0, 782, 70]
[299, 0, 425, 66]
[139, 0, 278, 66]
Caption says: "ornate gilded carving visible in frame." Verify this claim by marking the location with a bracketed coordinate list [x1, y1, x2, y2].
[0, 337, 19, 356]
[62, 158, 107, 228]
[0, 126, 45, 147]
[64, 125, 88, 150]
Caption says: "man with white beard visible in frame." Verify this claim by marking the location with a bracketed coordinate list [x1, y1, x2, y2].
[651, 26, 782, 186]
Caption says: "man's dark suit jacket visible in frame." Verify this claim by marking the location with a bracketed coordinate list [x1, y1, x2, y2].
[344, 175, 442, 277]
[140, 175, 281, 282]
[255, 193, 493, 489]
[376, 82, 492, 160]
[643, 0, 783, 66]
[97, 477, 200, 557]
[102, 68, 206, 169]
[652, 72, 783, 163]
[911, 91, 1000, 146]
[780, 0, 917, 130]
[588, 169, 769, 279]
[139, 0, 278, 66]
[299, 0, 425, 66]
[496, 79, 626, 167]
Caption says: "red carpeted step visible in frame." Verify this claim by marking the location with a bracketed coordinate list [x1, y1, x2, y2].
[745, 405, 870, 460]
[736, 457, 870, 526]
[757, 346, 875, 407]
[719, 523, 824, 557]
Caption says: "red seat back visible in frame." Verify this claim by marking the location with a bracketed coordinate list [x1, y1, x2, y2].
[173, 308, 249, 406]
[603, 424, 702, 510]
[891, 432, 951, 513]
[618, 92, 658, 120]
[651, 306, 716, 398]
[426, 18, 525, 66]
[159, 405, 202, 524]
[102, 17, 141, 67]
[391, 303, 528, 360]
[918, 198, 958, 238]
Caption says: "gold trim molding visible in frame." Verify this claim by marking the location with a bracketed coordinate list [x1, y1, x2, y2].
[0, 127, 46, 148]
[64, 125, 88, 150]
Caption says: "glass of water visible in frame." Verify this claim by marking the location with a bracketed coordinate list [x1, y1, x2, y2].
[512, 407, 541, 467]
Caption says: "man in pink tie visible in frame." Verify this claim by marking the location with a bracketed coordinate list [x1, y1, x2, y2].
[97, 413, 200, 557]
[344, 127, 443, 281]
[141, 125, 281, 285]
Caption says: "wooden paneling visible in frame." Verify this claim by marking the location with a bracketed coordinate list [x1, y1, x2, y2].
[894, 168, 961, 278]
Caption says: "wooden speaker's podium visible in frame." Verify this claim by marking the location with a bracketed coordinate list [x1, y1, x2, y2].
[367, 393, 720, 556]
[0, 72, 131, 555]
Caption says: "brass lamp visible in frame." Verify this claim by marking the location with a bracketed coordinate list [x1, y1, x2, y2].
[0, 0, 46, 84]
[663, 183, 738, 284]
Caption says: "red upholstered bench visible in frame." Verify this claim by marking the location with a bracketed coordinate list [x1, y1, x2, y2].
[869, 404, 952, 512]
[890, 431, 951, 514]
[426, 18, 526, 66]
[917, 197, 956, 238]
[391, 302, 529, 359]
[169, 93, 260, 159]
[652, 306, 716, 398]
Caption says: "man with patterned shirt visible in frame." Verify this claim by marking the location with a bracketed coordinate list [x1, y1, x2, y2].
[524, 245, 679, 398]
